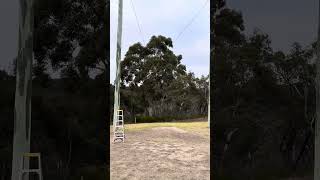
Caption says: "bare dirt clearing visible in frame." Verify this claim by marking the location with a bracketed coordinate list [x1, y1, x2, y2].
[110, 122, 210, 180]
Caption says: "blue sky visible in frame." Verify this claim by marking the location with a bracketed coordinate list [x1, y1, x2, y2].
[110, 0, 210, 84]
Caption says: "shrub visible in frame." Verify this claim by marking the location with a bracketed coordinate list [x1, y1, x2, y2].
[135, 114, 206, 123]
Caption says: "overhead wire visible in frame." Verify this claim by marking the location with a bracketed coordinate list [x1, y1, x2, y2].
[130, 0, 146, 44]
[128, 0, 209, 45]
[174, 0, 209, 42]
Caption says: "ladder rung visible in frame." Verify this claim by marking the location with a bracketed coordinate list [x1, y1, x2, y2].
[114, 110, 125, 142]
[114, 137, 124, 141]
[115, 130, 124, 132]
[20, 152, 43, 180]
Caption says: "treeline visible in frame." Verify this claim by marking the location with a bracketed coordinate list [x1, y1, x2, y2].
[212, 1, 315, 179]
[0, 0, 109, 179]
[110, 35, 209, 123]
[0, 71, 107, 179]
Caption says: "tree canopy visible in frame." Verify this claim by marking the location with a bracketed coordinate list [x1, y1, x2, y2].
[117, 35, 209, 120]
[211, 1, 316, 179]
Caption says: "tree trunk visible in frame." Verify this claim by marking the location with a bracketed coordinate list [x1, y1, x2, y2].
[65, 133, 72, 180]
[315, 1, 320, 178]
[208, 73, 210, 127]
[305, 85, 308, 119]
[1, 163, 3, 180]
[11, 0, 34, 180]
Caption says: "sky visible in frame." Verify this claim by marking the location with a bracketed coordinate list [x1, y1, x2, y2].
[0, 0, 317, 77]
[110, 0, 210, 84]
[228, 0, 318, 53]
[0, 0, 18, 73]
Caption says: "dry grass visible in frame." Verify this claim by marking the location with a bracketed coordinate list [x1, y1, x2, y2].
[111, 121, 210, 137]
[110, 121, 210, 180]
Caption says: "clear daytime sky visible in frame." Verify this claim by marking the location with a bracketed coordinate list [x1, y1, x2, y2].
[110, 0, 210, 84]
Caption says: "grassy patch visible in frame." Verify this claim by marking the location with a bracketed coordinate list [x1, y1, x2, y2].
[110, 121, 210, 137]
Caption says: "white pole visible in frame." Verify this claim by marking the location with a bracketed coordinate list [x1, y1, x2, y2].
[113, 0, 123, 131]
[12, 0, 34, 179]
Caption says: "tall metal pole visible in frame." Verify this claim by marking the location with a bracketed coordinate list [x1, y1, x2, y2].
[113, 0, 123, 131]
[208, 76, 210, 128]
[12, 0, 34, 179]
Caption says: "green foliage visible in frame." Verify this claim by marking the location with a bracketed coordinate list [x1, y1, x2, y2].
[34, 0, 108, 82]
[135, 115, 206, 124]
[211, 1, 315, 179]
[0, 0, 109, 178]
[118, 35, 209, 120]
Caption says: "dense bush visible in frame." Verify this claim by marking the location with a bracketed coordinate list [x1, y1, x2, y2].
[135, 114, 206, 123]
[211, 0, 315, 179]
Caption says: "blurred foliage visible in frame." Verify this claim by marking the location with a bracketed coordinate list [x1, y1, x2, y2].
[135, 115, 206, 124]
[211, 1, 315, 179]
[0, 0, 109, 179]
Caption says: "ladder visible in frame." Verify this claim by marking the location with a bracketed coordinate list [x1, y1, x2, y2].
[113, 109, 125, 142]
[19, 153, 43, 180]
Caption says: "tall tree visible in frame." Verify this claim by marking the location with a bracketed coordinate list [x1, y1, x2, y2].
[121, 35, 187, 116]
[34, 0, 108, 82]
[11, 0, 34, 179]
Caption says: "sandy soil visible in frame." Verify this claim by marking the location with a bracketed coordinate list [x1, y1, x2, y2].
[110, 126, 210, 180]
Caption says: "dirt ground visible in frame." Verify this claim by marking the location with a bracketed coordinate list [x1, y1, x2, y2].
[110, 125, 210, 180]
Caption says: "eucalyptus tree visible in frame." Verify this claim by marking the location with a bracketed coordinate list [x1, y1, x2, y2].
[34, 0, 108, 82]
[121, 35, 187, 116]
